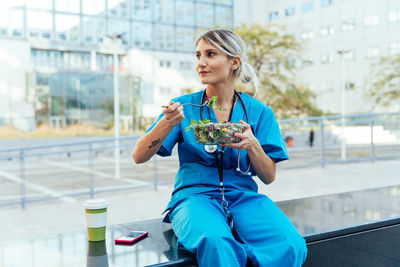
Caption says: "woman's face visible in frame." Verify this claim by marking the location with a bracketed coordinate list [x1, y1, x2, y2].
[195, 38, 234, 85]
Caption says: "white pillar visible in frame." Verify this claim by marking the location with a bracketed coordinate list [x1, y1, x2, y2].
[341, 58, 346, 160]
[113, 51, 120, 180]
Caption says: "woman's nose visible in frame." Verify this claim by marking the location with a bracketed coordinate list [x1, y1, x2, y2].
[197, 57, 206, 67]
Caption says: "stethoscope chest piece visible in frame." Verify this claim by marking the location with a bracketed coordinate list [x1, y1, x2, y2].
[204, 144, 218, 153]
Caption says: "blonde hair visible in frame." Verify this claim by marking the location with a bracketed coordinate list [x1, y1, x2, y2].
[196, 29, 260, 96]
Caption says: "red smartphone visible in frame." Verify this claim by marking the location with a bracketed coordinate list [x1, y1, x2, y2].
[114, 231, 148, 244]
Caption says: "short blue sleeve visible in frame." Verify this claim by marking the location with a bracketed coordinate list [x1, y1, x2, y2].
[255, 107, 289, 163]
[145, 102, 182, 157]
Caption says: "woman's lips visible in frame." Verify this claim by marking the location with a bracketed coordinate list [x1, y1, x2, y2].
[199, 71, 209, 75]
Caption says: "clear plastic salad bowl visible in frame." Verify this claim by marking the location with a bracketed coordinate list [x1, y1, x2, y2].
[193, 122, 245, 145]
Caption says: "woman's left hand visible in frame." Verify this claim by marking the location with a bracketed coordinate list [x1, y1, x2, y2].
[220, 120, 258, 151]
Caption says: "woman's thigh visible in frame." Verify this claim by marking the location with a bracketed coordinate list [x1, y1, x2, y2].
[169, 195, 232, 247]
[228, 191, 307, 267]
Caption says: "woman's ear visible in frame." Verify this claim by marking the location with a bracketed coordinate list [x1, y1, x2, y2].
[232, 56, 241, 70]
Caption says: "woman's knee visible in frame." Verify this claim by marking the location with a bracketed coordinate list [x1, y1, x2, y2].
[288, 233, 308, 266]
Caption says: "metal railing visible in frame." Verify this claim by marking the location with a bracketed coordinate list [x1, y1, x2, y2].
[0, 112, 399, 208]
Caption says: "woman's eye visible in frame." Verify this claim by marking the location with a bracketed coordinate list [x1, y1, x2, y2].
[208, 52, 215, 57]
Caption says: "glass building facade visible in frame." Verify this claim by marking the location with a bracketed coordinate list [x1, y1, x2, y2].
[1, 0, 233, 129]
[1, 0, 233, 52]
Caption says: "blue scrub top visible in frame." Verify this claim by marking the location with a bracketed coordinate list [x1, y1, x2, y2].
[146, 90, 289, 214]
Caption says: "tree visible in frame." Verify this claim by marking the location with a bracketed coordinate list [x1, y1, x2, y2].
[234, 24, 323, 119]
[366, 54, 400, 109]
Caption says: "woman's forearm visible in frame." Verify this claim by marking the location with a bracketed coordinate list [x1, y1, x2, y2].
[132, 117, 175, 164]
[247, 142, 276, 184]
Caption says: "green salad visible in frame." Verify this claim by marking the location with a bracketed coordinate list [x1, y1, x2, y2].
[185, 95, 243, 144]
[186, 121, 245, 144]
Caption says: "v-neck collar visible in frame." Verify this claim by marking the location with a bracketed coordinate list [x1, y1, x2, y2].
[201, 89, 244, 123]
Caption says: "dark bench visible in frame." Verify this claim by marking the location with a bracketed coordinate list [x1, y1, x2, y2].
[2, 185, 399, 266]
[123, 185, 400, 266]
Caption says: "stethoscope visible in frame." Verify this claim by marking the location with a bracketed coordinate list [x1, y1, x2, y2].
[200, 89, 252, 176]
[199, 89, 253, 231]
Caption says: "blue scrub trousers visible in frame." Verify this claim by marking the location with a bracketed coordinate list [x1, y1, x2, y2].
[169, 190, 307, 267]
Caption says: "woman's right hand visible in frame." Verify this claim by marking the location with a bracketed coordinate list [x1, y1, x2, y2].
[162, 101, 184, 127]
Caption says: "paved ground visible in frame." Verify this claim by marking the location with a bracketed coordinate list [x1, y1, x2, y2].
[0, 157, 399, 243]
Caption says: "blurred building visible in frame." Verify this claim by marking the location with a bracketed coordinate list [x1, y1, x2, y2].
[0, 0, 233, 131]
[235, 0, 400, 114]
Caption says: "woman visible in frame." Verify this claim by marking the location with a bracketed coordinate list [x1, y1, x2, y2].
[133, 29, 307, 267]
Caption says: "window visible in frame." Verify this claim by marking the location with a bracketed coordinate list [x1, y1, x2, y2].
[0, 8, 24, 38]
[388, 10, 400, 23]
[82, 16, 106, 44]
[55, 14, 80, 42]
[159, 60, 171, 68]
[155, 25, 174, 51]
[321, 0, 333, 8]
[302, 57, 314, 67]
[176, 27, 194, 52]
[341, 20, 356, 31]
[301, 31, 314, 39]
[108, 0, 129, 18]
[132, 22, 152, 48]
[97, 53, 114, 71]
[196, 3, 214, 27]
[27, 10, 53, 40]
[285, 6, 295, 16]
[365, 47, 380, 59]
[155, 0, 173, 23]
[107, 19, 130, 44]
[364, 14, 379, 27]
[321, 25, 335, 35]
[321, 53, 334, 64]
[389, 42, 400, 55]
[302, 1, 314, 12]
[269, 11, 279, 21]
[82, 0, 106, 15]
[215, 6, 232, 27]
[176, 1, 194, 26]
[215, 0, 232, 4]
[55, 0, 80, 13]
[26, 0, 52, 10]
[179, 61, 192, 70]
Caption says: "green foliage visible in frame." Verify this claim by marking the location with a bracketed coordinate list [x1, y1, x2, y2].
[185, 119, 211, 131]
[234, 24, 324, 118]
[366, 54, 400, 108]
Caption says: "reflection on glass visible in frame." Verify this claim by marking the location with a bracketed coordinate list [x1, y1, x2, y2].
[132, 22, 153, 49]
[55, 0, 80, 13]
[82, 0, 106, 15]
[215, 0, 232, 5]
[155, 25, 174, 50]
[132, 0, 153, 21]
[108, 0, 129, 18]
[0, 8, 24, 37]
[55, 15, 80, 42]
[196, 3, 214, 28]
[215, 6, 232, 27]
[27, 10, 53, 39]
[87, 241, 109, 267]
[154, 0, 173, 23]
[82, 16, 107, 43]
[176, 27, 194, 52]
[176, 1, 194, 26]
[26, 0, 52, 10]
[108, 19, 130, 44]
